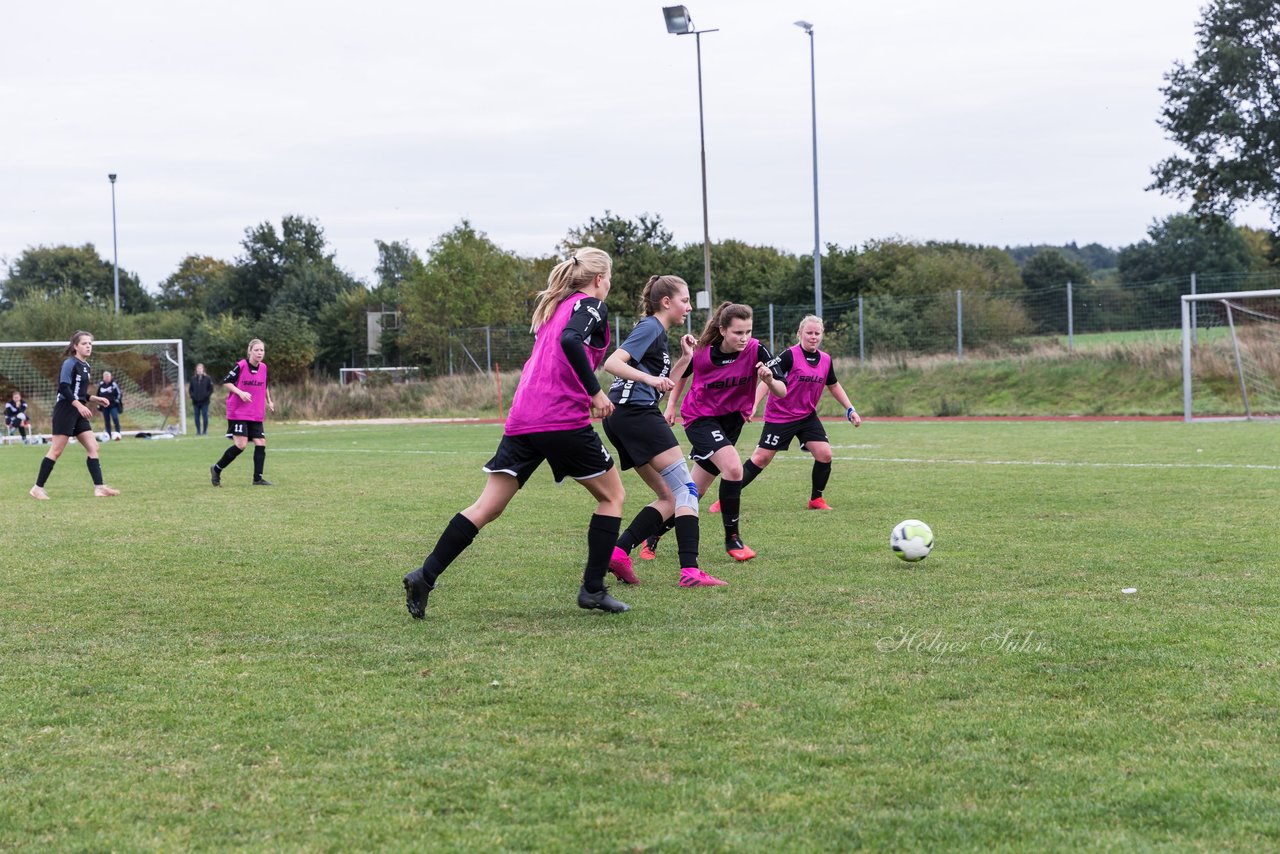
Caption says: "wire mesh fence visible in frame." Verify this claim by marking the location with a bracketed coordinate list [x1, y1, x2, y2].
[434, 271, 1280, 374]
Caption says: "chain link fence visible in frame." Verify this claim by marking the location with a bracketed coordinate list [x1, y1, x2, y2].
[437, 271, 1280, 374]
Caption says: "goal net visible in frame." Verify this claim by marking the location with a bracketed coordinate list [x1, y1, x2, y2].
[1182, 290, 1280, 422]
[339, 366, 421, 386]
[0, 339, 186, 439]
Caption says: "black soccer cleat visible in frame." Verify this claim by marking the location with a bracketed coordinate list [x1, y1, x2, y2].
[403, 568, 435, 619]
[210, 465, 221, 487]
[577, 585, 630, 614]
[253, 478, 273, 486]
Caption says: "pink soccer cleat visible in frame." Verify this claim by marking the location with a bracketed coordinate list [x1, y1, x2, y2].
[725, 536, 756, 562]
[609, 546, 640, 584]
[678, 567, 727, 587]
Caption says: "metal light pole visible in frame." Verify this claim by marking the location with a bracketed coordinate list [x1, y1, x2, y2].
[108, 173, 120, 313]
[663, 5, 718, 314]
[795, 21, 822, 319]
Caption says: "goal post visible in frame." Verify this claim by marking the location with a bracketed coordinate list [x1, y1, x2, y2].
[1182, 289, 1280, 422]
[0, 339, 186, 438]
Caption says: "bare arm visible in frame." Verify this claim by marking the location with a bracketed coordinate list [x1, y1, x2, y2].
[224, 382, 251, 403]
[827, 381, 861, 426]
[756, 362, 786, 399]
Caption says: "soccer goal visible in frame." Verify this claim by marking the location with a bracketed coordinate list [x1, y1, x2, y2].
[1182, 290, 1280, 422]
[339, 366, 421, 386]
[0, 339, 187, 439]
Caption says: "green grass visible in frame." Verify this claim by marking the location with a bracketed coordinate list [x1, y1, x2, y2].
[1046, 327, 1230, 350]
[2, 420, 1279, 851]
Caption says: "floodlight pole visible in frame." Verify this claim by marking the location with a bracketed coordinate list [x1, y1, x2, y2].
[664, 6, 719, 316]
[695, 29, 713, 312]
[108, 173, 120, 314]
[795, 21, 822, 319]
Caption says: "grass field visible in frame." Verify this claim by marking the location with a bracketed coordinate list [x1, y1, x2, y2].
[2, 419, 1278, 851]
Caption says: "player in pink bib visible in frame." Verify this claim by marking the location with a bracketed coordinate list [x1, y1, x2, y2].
[403, 247, 631, 620]
[739, 315, 861, 509]
[210, 338, 274, 487]
[657, 302, 787, 562]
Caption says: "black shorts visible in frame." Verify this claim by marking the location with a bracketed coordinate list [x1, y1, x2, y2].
[51, 401, 93, 437]
[484, 427, 615, 486]
[226, 420, 266, 441]
[602, 405, 680, 470]
[684, 413, 745, 474]
[757, 411, 829, 452]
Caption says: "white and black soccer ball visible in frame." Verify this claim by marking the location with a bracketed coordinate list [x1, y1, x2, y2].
[891, 519, 934, 562]
[97, 431, 111, 443]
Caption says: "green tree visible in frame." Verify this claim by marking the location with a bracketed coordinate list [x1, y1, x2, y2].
[316, 287, 379, 373]
[1238, 225, 1275, 270]
[399, 221, 536, 372]
[157, 255, 233, 313]
[1150, 0, 1280, 224]
[191, 313, 256, 378]
[1022, 249, 1093, 332]
[668, 240, 805, 314]
[562, 212, 677, 313]
[1117, 213, 1253, 284]
[2, 244, 152, 313]
[221, 215, 341, 318]
[374, 239, 417, 295]
[0, 292, 136, 342]
[269, 264, 362, 326]
[257, 305, 319, 383]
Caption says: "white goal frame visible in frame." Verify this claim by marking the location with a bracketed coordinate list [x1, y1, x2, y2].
[339, 366, 421, 385]
[0, 338, 186, 438]
[1182, 289, 1280, 422]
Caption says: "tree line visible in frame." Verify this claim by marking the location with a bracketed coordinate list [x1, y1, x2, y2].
[0, 209, 1276, 379]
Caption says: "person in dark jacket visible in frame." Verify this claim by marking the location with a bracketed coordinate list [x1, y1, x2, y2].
[189, 363, 214, 435]
[97, 371, 122, 439]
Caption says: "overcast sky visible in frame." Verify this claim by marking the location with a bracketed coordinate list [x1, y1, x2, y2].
[2, 0, 1266, 290]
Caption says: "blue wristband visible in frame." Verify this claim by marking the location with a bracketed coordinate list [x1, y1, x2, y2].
[846, 407, 856, 422]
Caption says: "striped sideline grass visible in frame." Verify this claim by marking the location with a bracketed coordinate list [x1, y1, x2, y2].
[1, 419, 1277, 850]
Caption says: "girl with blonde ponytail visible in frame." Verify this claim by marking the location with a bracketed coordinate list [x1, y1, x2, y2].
[737, 315, 861, 510]
[404, 247, 632, 619]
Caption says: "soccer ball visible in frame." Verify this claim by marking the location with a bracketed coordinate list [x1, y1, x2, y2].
[97, 431, 111, 443]
[891, 519, 934, 562]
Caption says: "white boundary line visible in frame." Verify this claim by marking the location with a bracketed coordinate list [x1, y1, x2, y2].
[268, 446, 1280, 471]
[829, 455, 1280, 471]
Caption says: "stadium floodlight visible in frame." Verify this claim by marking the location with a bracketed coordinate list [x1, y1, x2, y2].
[662, 5, 718, 313]
[108, 173, 120, 314]
[794, 20, 822, 319]
[663, 5, 693, 33]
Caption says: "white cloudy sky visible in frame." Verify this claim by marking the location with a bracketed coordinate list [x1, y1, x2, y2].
[2, 0, 1265, 289]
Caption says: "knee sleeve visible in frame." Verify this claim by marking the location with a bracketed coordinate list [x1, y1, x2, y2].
[659, 459, 700, 513]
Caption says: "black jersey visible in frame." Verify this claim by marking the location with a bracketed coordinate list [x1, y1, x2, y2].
[559, 296, 609, 396]
[4, 400, 28, 425]
[608, 315, 671, 407]
[56, 357, 92, 403]
[770, 348, 838, 385]
[97, 379, 122, 408]
[222, 360, 265, 386]
[680, 340, 783, 380]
